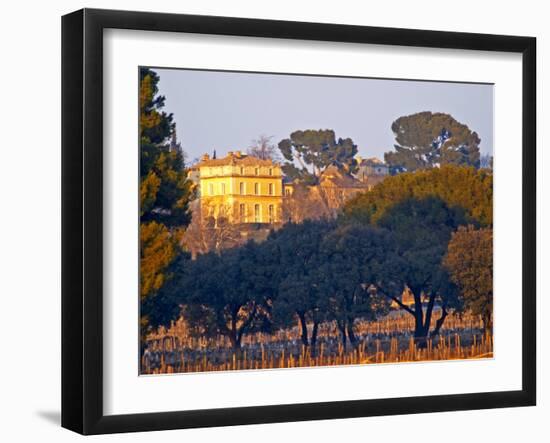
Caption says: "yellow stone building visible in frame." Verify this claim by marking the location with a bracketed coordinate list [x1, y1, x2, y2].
[195, 151, 283, 224]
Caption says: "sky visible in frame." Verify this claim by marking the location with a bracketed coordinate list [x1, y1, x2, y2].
[154, 67, 494, 164]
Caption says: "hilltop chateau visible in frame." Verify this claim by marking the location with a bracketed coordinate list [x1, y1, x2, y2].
[190, 150, 388, 226]
[193, 151, 284, 224]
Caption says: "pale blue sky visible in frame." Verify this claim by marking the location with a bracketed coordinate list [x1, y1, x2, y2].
[154, 68, 494, 164]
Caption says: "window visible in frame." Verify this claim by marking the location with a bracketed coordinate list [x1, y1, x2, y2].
[239, 203, 246, 221]
[208, 183, 214, 195]
[254, 204, 260, 223]
[240, 166, 244, 175]
[268, 183, 274, 195]
[255, 167, 259, 176]
[269, 168, 273, 176]
[254, 183, 260, 195]
[221, 183, 226, 195]
[239, 182, 245, 195]
[268, 204, 274, 223]
[285, 188, 291, 196]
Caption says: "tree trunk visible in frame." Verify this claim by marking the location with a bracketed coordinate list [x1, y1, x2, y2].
[338, 321, 347, 351]
[414, 324, 429, 349]
[415, 293, 437, 348]
[431, 306, 448, 337]
[310, 321, 319, 357]
[347, 319, 359, 349]
[411, 289, 429, 348]
[228, 333, 241, 352]
[297, 311, 309, 347]
[229, 314, 241, 353]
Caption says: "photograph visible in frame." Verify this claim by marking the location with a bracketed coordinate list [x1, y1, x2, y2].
[0, 0, 544, 439]
[139, 66, 494, 375]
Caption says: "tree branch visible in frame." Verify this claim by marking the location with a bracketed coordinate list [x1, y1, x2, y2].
[430, 305, 448, 337]
[293, 152, 307, 170]
[377, 288, 415, 316]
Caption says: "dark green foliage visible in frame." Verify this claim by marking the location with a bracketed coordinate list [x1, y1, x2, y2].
[139, 68, 173, 145]
[318, 224, 391, 349]
[384, 112, 481, 172]
[375, 197, 465, 346]
[153, 241, 276, 350]
[139, 68, 194, 344]
[141, 251, 192, 330]
[268, 220, 336, 348]
[149, 194, 491, 351]
[342, 168, 493, 347]
[148, 198, 470, 350]
[444, 226, 493, 333]
[280, 163, 319, 185]
[342, 165, 493, 226]
[139, 67, 194, 228]
[278, 129, 358, 183]
[150, 219, 393, 351]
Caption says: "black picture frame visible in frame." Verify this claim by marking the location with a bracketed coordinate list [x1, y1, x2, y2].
[61, 8, 536, 435]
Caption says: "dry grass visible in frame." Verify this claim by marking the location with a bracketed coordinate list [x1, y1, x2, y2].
[141, 311, 493, 374]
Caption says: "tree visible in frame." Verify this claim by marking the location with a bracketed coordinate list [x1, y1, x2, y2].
[342, 165, 493, 226]
[248, 135, 281, 161]
[318, 224, 390, 349]
[282, 184, 339, 223]
[140, 221, 179, 300]
[373, 197, 465, 347]
[141, 251, 192, 331]
[182, 204, 245, 257]
[168, 241, 275, 352]
[140, 67, 194, 228]
[139, 68, 194, 338]
[268, 220, 335, 351]
[278, 129, 358, 184]
[384, 112, 481, 172]
[444, 226, 493, 333]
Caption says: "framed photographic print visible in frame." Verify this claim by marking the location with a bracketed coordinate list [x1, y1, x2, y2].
[61, 8, 536, 435]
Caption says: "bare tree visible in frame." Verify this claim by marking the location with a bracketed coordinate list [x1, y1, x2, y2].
[248, 135, 281, 161]
[282, 182, 364, 223]
[282, 184, 332, 223]
[182, 204, 244, 257]
[315, 186, 350, 218]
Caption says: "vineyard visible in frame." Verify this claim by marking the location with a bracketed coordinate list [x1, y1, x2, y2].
[141, 311, 493, 374]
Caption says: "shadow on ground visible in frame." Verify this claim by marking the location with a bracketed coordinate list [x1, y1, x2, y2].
[36, 410, 60, 426]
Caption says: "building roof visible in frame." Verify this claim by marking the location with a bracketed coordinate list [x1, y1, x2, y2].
[360, 157, 387, 167]
[195, 151, 278, 168]
[320, 165, 369, 189]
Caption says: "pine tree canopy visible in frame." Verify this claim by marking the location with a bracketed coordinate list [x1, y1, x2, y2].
[384, 112, 482, 172]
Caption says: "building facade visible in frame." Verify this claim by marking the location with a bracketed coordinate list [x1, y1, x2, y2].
[195, 151, 283, 224]
[355, 157, 389, 179]
[353, 157, 389, 190]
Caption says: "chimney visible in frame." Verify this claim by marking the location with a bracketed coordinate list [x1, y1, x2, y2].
[228, 151, 233, 157]
[201, 153, 210, 161]
[235, 150, 242, 158]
